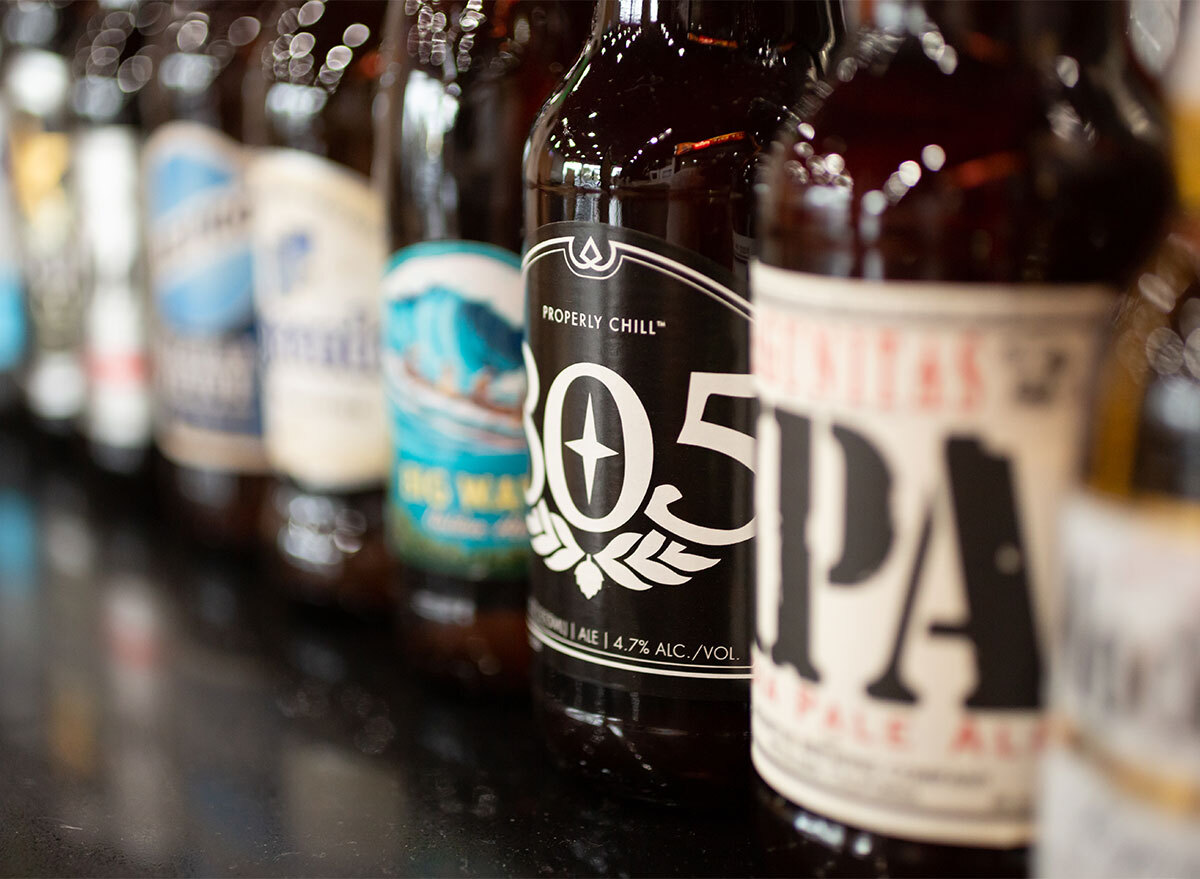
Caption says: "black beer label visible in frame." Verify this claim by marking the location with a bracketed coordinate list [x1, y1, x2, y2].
[524, 222, 754, 699]
[749, 263, 1113, 847]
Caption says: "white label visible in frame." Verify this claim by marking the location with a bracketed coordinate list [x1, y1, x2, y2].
[1037, 493, 1200, 877]
[749, 262, 1112, 847]
[248, 149, 387, 491]
[86, 280, 151, 450]
[77, 126, 151, 451]
[75, 125, 141, 282]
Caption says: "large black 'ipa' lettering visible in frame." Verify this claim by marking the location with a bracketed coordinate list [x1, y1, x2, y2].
[769, 413, 1042, 711]
[770, 412, 894, 679]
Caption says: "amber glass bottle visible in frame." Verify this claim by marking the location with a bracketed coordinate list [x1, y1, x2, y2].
[243, 0, 390, 612]
[1038, 9, 1200, 876]
[378, 0, 585, 689]
[523, 0, 834, 801]
[751, 1, 1173, 875]
[140, 1, 269, 549]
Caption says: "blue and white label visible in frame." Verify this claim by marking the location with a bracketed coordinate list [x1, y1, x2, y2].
[383, 241, 528, 580]
[144, 122, 263, 472]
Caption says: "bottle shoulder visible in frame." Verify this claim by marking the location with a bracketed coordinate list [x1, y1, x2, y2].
[1087, 221, 1200, 504]
[757, 34, 1175, 283]
[525, 36, 813, 190]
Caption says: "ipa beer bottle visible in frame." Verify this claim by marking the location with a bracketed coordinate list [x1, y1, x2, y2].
[750, 1, 1173, 874]
[1038, 8, 1200, 875]
[244, 0, 390, 612]
[378, 0, 583, 688]
[523, 0, 831, 800]
[140, 1, 269, 548]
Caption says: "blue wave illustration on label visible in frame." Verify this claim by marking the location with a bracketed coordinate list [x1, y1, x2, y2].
[147, 128, 260, 437]
[384, 242, 528, 580]
[0, 267, 26, 372]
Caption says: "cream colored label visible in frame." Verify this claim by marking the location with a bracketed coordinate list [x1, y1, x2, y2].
[750, 263, 1112, 847]
[1038, 493, 1200, 877]
[249, 149, 387, 491]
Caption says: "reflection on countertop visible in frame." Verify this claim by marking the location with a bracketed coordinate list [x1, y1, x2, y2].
[0, 422, 757, 878]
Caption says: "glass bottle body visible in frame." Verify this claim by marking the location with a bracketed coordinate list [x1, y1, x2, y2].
[524, 0, 828, 802]
[379, 0, 585, 690]
[4, 0, 89, 438]
[140, 1, 269, 550]
[1037, 217, 1200, 879]
[751, 2, 1173, 874]
[71, 1, 156, 479]
[244, 0, 391, 613]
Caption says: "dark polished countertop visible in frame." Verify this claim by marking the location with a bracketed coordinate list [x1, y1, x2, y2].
[0, 421, 759, 878]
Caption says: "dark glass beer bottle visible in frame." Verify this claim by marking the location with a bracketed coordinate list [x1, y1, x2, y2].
[243, 0, 391, 613]
[0, 7, 27, 424]
[750, 2, 1173, 875]
[523, 0, 831, 800]
[71, 1, 156, 477]
[4, 0, 87, 437]
[1038, 8, 1200, 876]
[378, 0, 584, 689]
[140, 1, 269, 549]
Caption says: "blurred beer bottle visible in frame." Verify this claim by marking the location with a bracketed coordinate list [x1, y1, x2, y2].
[523, 0, 834, 799]
[1038, 5, 1200, 876]
[71, 0, 156, 478]
[377, 0, 585, 689]
[750, 1, 1173, 875]
[0, 8, 28, 424]
[4, 0, 88, 437]
[243, 0, 391, 612]
[140, 1, 269, 549]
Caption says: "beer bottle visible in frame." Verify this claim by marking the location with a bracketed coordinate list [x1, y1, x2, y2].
[0, 129, 24, 424]
[0, 8, 26, 424]
[378, 0, 584, 689]
[243, 0, 390, 612]
[140, 1, 269, 549]
[1038, 7, 1200, 876]
[750, 1, 1173, 875]
[72, 1, 155, 477]
[4, 0, 87, 436]
[523, 0, 831, 799]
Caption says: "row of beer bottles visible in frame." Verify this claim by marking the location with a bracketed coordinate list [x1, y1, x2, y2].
[520, 3, 1200, 879]
[0, 0, 591, 694]
[0, 1, 1196, 876]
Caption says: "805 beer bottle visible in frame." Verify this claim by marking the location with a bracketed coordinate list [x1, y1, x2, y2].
[523, 0, 833, 801]
[750, 1, 1172, 874]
